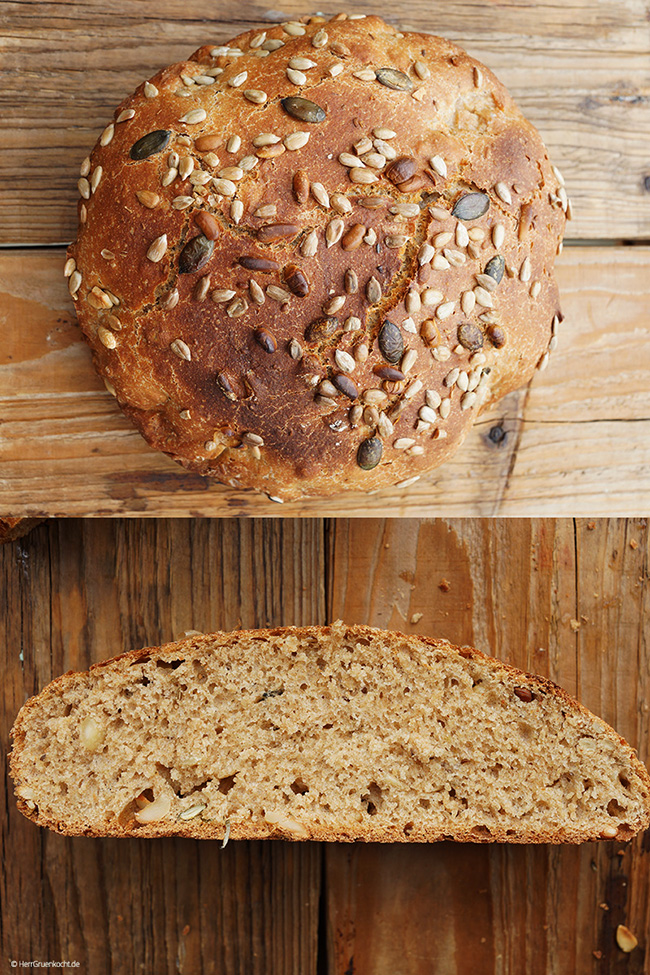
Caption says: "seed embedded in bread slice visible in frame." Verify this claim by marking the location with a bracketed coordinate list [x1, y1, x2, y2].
[10, 623, 650, 842]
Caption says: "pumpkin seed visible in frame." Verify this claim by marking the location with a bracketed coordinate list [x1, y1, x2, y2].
[281, 96, 326, 123]
[130, 129, 172, 160]
[484, 254, 505, 283]
[178, 235, 214, 274]
[357, 437, 383, 470]
[452, 192, 490, 221]
[378, 320, 403, 364]
[375, 68, 413, 92]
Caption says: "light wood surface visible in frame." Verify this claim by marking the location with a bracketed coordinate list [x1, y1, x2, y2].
[1, 0, 650, 243]
[2, 518, 648, 973]
[2, 247, 649, 516]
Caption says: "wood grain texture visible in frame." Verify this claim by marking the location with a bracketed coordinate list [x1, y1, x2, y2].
[325, 518, 650, 975]
[1, 247, 649, 516]
[0, 519, 326, 975]
[1, 0, 650, 243]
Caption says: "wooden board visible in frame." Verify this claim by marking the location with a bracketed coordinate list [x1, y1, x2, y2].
[1, 0, 650, 243]
[2, 246, 650, 516]
[2, 518, 649, 973]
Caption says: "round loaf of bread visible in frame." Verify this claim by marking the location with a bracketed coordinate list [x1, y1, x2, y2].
[66, 12, 567, 500]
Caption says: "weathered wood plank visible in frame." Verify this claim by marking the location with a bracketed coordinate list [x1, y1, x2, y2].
[0, 519, 325, 974]
[1, 246, 649, 515]
[324, 518, 650, 975]
[0, 0, 649, 243]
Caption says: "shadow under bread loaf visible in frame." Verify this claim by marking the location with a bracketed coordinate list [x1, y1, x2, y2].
[11, 623, 648, 843]
[66, 13, 567, 500]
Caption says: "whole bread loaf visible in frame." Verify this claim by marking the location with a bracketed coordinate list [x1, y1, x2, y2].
[11, 624, 648, 843]
[66, 12, 566, 500]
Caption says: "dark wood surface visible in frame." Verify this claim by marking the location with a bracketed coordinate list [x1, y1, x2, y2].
[2, 518, 649, 973]
[1, 0, 650, 515]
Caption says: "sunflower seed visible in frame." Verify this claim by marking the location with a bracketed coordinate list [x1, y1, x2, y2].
[179, 108, 207, 124]
[211, 289, 236, 303]
[530, 280, 542, 298]
[461, 291, 476, 315]
[172, 195, 193, 210]
[97, 326, 117, 349]
[323, 295, 345, 315]
[355, 343, 369, 363]
[146, 234, 168, 262]
[414, 60, 431, 80]
[311, 182, 329, 207]
[491, 223, 505, 249]
[267, 285, 291, 303]
[284, 130, 310, 150]
[350, 168, 378, 184]
[218, 166, 243, 181]
[289, 56, 316, 70]
[194, 274, 211, 301]
[78, 177, 90, 199]
[281, 96, 326, 123]
[444, 368, 460, 388]
[357, 437, 383, 469]
[422, 289, 444, 307]
[287, 67, 307, 85]
[394, 437, 415, 450]
[339, 152, 365, 168]
[179, 235, 214, 273]
[376, 67, 413, 91]
[144, 81, 158, 98]
[161, 167, 177, 187]
[429, 155, 447, 177]
[418, 243, 434, 266]
[116, 108, 135, 123]
[283, 21, 305, 36]
[229, 71, 248, 88]
[495, 181, 512, 205]
[170, 338, 191, 361]
[289, 338, 303, 359]
[474, 286, 493, 308]
[230, 200, 244, 224]
[361, 151, 386, 169]
[391, 203, 420, 218]
[325, 218, 344, 247]
[331, 193, 352, 214]
[364, 228, 377, 246]
[179, 156, 195, 179]
[385, 234, 408, 248]
[300, 229, 318, 257]
[401, 349, 417, 374]
[319, 380, 338, 398]
[249, 279, 265, 304]
[226, 135, 241, 153]
[328, 64, 344, 78]
[344, 316, 361, 331]
[436, 301, 455, 320]
[475, 273, 498, 292]
[366, 277, 382, 304]
[433, 255, 450, 270]
[461, 391, 477, 410]
[79, 156, 91, 178]
[335, 349, 356, 373]
[405, 291, 421, 315]
[452, 192, 490, 221]
[519, 257, 532, 282]
[100, 123, 115, 147]
[213, 178, 237, 196]
[378, 320, 403, 363]
[353, 68, 377, 82]
[243, 89, 268, 104]
[439, 397, 451, 418]
[227, 297, 248, 318]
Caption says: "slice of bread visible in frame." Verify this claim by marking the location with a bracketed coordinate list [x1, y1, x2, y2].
[10, 623, 650, 843]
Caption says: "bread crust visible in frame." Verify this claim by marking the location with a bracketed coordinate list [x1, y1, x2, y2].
[11, 623, 649, 843]
[67, 13, 565, 500]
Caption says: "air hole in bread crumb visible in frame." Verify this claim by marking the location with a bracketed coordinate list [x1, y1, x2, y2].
[403, 822, 414, 836]
[361, 782, 383, 815]
[419, 798, 430, 810]
[156, 658, 185, 670]
[192, 660, 207, 680]
[290, 778, 309, 795]
[607, 799, 627, 817]
[471, 825, 492, 837]
[619, 774, 631, 790]
[219, 774, 237, 795]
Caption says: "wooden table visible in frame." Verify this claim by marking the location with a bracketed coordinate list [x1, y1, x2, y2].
[1, 0, 650, 516]
[2, 517, 649, 973]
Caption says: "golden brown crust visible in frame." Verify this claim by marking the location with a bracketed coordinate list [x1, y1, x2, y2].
[67, 13, 566, 500]
[11, 623, 649, 844]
